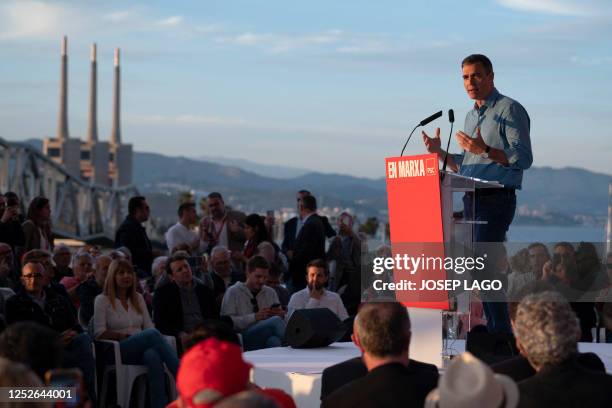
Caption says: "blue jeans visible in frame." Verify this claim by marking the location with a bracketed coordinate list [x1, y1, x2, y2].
[464, 191, 515, 334]
[120, 328, 179, 408]
[242, 316, 286, 351]
[63, 332, 97, 405]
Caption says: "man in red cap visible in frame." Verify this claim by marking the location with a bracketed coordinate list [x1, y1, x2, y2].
[170, 337, 295, 408]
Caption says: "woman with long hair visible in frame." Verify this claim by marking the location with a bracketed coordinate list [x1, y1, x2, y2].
[241, 213, 270, 260]
[93, 259, 179, 408]
[22, 196, 52, 252]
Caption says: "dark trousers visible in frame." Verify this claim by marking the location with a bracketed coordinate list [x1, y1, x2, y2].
[464, 189, 516, 334]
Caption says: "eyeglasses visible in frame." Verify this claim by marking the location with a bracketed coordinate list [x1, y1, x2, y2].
[22, 273, 44, 279]
[250, 297, 259, 313]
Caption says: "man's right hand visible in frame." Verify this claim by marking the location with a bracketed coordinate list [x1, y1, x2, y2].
[255, 308, 274, 321]
[422, 127, 442, 154]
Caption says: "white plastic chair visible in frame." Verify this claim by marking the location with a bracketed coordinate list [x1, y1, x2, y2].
[97, 335, 177, 408]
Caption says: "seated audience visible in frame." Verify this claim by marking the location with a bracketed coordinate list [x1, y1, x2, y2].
[60, 250, 94, 309]
[165, 202, 202, 255]
[240, 213, 271, 261]
[321, 302, 438, 408]
[527, 242, 550, 280]
[0, 321, 63, 381]
[287, 259, 348, 321]
[513, 291, 612, 407]
[114, 196, 153, 278]
[93, 258, 179, 408]
[425, 352, 519, 408]
[22, 196, 52, 252]
[265, 261, 290, 308]
[153, 251, 217, 347]
[221, 256, 285, 351]
[151, 255, 168, 289]
[77, 254, 112, 327]
[52, 244, 73, 281]
[494, 280, 605, 382]
[209, 246, 238, 312]
[5, 262, 96, 402]
[21, 249, 71, 304]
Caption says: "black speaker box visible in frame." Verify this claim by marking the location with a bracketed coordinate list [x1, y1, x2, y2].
[286, 308, 346, 348]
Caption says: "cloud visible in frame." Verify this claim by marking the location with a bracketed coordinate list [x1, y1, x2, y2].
[157, 15, 183, 27]
[215, 29, 346, 53]
[496, 0, 611, 16]
[0, 1, 85, 40]
[126, 113, 402, 143]
[570, 55, 612, 66]
[104, 10, 133, 23]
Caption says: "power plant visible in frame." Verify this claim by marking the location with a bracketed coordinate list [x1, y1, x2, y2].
[43, 36, 133, 187]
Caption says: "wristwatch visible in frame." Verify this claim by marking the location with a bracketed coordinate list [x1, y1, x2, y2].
[481, 145, 491, 159]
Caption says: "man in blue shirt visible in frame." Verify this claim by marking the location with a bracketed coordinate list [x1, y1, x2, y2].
[422, 54, 533, 333]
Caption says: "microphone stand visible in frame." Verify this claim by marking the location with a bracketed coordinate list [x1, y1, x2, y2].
[400, 124, 420, 157]
[440, 121, 454, 182]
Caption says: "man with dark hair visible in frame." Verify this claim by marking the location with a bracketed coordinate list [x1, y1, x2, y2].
[115, 195, 153, 277]
[322, 303, 438, 408]
[282, 190, 335, 260]
[422, 54, 532, 334]
[153, 251, 217, 348]
[165, 202, 202, 255]
[287, 259, 348, 320]
[199, 192, 246, 253]
[221, 256, 285, 350]
[288, 195, 326, 292]
[182, 319, 241, 351]
[527, 242, 550, 279]
[0, 321, 63, 380]
[52, 244, 73, 282]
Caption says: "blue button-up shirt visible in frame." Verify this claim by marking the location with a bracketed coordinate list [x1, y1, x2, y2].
[452, 88, 532, 189]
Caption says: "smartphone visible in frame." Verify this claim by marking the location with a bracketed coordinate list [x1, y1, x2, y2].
[45, 368, 82, 407]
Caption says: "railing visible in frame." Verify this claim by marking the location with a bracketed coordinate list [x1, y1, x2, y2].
[0, 137, 139, 243]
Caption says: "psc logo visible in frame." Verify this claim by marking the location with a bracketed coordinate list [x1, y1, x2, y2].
[425, 158, 436, 176]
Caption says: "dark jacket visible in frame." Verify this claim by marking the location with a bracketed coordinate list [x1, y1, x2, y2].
[289, 214, 326, 290]
[322, 361, 439, 408]
[5, 286, 80, 333]
[282, 215, 335, 255]
[76, 278, 103, 326]
[153, 280, 217, 337]
[115, 215, 153, 277]
[517, 357, 612, 408]
[0, 219, 25, 250]
[321, 357, 438, 401]
[492, 352, 605, 383]
[327, 233, 362, 314]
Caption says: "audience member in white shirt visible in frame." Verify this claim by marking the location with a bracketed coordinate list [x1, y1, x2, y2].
[287, 259, 348, 321]
[93, 259, 179, 408]
[165, 202, 202, 255]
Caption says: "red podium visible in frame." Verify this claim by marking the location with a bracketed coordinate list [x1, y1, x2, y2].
[384, 153, 502, 366]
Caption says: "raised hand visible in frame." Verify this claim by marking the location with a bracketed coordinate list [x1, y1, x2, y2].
[422, 127, 442, 154]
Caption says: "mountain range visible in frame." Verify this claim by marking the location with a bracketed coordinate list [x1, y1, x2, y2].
[23, 139, 611, 224]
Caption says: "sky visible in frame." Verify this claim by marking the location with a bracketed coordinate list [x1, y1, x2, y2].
[1, 0, 611, 178]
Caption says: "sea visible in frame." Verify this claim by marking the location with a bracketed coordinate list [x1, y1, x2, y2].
[507, 225, 607, 243]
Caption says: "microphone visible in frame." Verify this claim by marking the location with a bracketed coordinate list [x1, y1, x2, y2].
[400, 110, 443, 156]
[419, 110, 443, 127]
[441, 109, 455, 180]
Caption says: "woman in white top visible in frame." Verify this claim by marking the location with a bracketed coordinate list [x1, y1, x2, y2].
[93, 259, 179, 408]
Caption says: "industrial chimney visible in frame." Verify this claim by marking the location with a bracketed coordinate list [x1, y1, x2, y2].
[87, 43, 98, 143]
[56, 36, 70, 140]
[110, 48, 121, 145]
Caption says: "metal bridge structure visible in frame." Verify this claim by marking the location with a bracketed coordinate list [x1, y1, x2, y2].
[0, 137, 138, 244]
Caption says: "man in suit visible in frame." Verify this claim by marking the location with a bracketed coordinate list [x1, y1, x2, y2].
[153, 251, 218, 349]
[114, 196, 153, 278]
[282, 190, 335, 259]
[288, 195, 325, 292]
[513, 292, 612, 408]
[321, 302, 438, 408]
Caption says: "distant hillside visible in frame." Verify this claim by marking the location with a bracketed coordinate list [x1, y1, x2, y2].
[22, 139, 611, 221]
[196, 155, 309, 179]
